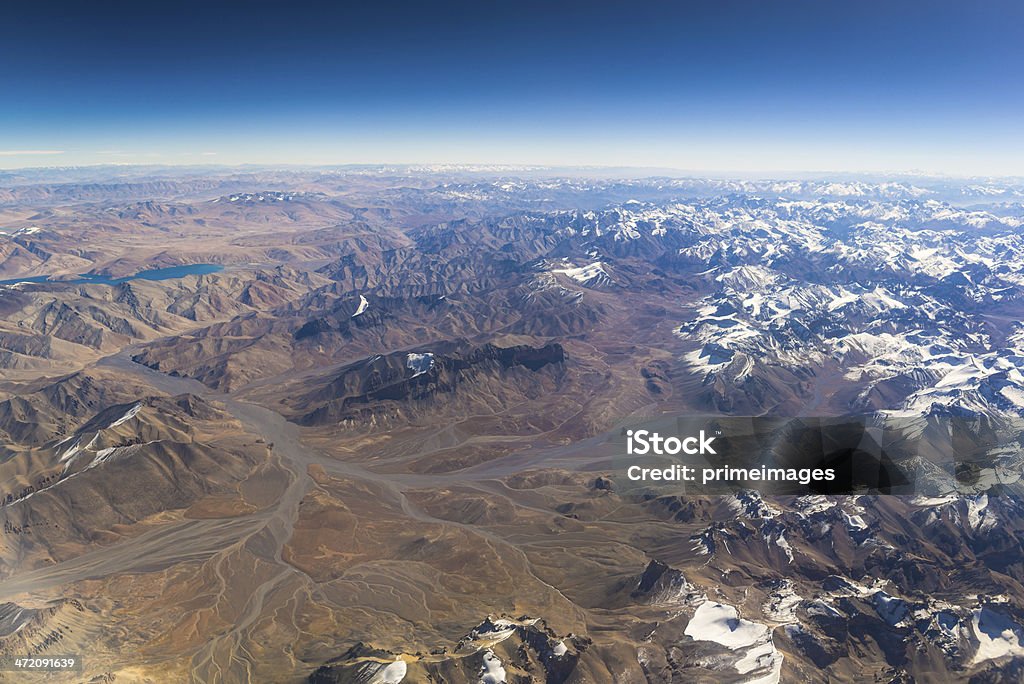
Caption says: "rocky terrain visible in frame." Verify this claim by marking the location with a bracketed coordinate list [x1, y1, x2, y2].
[1, 167, 1024, 682]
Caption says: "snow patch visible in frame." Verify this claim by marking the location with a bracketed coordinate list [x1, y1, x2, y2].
[110, 402, 142, 427]
[406, 352, 435, 377]
[774, 533, 794, 564]
[352, 294, 369, 317]
[971, 608, 1024, 664]
[763, 582, 802, 623]
[552, 261, 611, 286]
[910, 495, 958, 507]
[59, 439, 81, 463]
[966, 494, 996, 531]
[684, 601, 782, 683]
[873, 591, 909, 627]
[685, 602, 767, 650]
[843, 513, 867, 531]
[478, 649, 506, 684]
[366, 659, 407, 684]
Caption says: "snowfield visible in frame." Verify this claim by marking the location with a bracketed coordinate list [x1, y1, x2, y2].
[552, 260, 611, 286]
[366, 659, 407, 684]
[685, 601, 783, 683]
[971, 608, 1024, 664]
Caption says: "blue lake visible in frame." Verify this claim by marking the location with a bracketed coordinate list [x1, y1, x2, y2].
[0, 263, 224, 286]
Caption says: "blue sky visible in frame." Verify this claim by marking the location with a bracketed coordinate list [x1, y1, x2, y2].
[2, 0, 1022, 174]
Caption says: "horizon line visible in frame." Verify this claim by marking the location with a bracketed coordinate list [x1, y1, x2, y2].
[1, 161, 1022, 182]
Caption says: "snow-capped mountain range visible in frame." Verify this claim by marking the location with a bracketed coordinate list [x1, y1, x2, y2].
[485, 194, 1024, 422]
